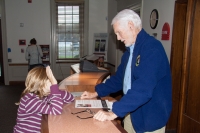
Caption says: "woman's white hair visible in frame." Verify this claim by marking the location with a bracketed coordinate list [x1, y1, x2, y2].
[111, 9, 142, 30]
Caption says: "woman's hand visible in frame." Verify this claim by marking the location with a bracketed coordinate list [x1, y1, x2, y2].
[80, 91, 98, 99]
[46, 66, 57, 85]
[93, 110, 117, 121]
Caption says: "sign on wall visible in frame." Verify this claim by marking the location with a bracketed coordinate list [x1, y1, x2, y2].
[93, 33, 108, 61]
[161, 22, 170, 40]
[19, 39, 26, 45]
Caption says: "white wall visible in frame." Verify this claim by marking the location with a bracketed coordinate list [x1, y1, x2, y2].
[4, 0, 108, 63]
[5, 0, 51, 63]
[88, 0, 108, 54]
[3, 0, 109, 83]
[2, 0, 176, 84]
[107, 0, 117, 65]
[142, 0, 175, 61]
[117, 0, 141, 12]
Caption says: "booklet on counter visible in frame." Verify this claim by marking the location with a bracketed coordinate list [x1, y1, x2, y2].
[75, 100, 113, 110]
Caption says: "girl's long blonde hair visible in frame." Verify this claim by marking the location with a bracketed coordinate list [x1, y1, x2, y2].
[21, 66, 48, 99]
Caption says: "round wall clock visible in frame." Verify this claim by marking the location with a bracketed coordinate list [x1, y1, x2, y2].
[150, 9, 159, 29]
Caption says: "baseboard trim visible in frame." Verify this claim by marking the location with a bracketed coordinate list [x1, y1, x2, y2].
[9, 81, 25, 86]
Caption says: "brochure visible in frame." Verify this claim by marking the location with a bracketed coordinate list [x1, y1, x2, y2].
[71, 92, 83, 97]
[75, 100, 113, 109]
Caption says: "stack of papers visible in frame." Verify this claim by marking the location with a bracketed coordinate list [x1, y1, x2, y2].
[75, 100, 113, 110]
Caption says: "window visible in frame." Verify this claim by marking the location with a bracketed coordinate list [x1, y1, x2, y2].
[56, 2, 84, 60]
[129, 2, 141, 17]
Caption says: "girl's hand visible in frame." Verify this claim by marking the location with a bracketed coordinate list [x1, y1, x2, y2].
[46, 66, 57, 85]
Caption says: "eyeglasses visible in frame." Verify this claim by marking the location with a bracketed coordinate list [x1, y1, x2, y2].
[71, 109, 95, 119]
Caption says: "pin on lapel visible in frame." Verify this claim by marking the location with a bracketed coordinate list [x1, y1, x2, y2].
[136, 55, 140, 66]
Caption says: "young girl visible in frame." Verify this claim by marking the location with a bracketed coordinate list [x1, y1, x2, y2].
[13, 66, 74, 133]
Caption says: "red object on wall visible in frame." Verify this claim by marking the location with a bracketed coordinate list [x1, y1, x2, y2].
[19, 40, 26, 45]
[28, 0, 32, 3]
[161, 23, 170, 40]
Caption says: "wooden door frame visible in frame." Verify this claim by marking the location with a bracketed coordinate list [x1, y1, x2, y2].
[0, 20, 4, 84]
[0, 0, 9, 85]
[167, 1, 187, 132]
[177, 0, 196, 132]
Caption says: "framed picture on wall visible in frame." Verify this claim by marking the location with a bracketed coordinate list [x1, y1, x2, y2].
[19, 40, 26, 45]
[94, 39, 100, 51]
[100, 39, 106, 52]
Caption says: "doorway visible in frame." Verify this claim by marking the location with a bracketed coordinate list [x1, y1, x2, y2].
[0, 20, 4, 85]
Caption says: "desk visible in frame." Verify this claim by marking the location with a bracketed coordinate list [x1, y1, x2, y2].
[41, 98, 127, 133]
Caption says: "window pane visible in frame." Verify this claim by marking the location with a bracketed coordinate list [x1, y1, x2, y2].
[66, 24, 72, 32]
[65, 6, 72, 14]
[71, 42, 80, 58]
[58, 15, 65, 23]
[72, 42, 80, 51]
[72, 51, 79, 58]
[65, 42, 72, 51]
[72, 34, 80, 58]
[73, 6, 79, 14]
[65, 42, 72, 58]
[73, 15, 79, 23]
[58, 33, 66, 42]
[58, 6, 65, 14]
[58, 42, 66, 59]
[58, 24, 65, 33]
[66, 15, 72, 23]
[65, 33, 72, 42]
[58, 42, 73, 58]
[72, 34, 80, 42]
[58, 24, 73, 33]
[73, 24, 79, 33]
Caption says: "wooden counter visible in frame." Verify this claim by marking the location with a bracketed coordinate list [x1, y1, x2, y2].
[41, 65, 126, 133]
[59, 72, 110, 92]
[41, 97, 127, 133]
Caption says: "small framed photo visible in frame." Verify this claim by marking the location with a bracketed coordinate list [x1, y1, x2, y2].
[19, 40, 26, 45]
[100, 39, 106, 52]
[95, 39, 100, 51]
